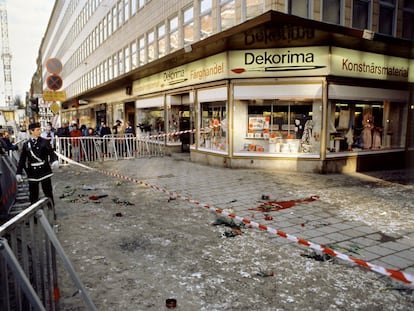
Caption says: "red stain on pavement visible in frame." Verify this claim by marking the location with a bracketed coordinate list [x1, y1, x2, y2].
[250, 195, 319, 212]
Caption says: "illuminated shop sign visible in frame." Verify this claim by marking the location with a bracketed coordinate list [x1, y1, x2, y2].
[229, 46, 330, 77]
[331, 47, 411, 82]
[133, 53, 227, 95]
[133, 47, 413, 96]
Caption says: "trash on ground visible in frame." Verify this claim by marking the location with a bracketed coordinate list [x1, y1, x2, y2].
[81, 185, 96, 190]
[167, 196, 176, 202]
[256, 268, 274, 277]
[328, 243, 361, 255]
[112, 198, 135, 205]
[300, 250, 332, 262]
[89, 194, 108, 200]
[223, 228, 242, 238]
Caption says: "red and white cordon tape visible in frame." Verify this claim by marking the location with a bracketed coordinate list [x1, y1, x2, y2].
[56, 152, 414, 286]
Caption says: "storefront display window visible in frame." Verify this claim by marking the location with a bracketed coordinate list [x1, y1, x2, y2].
[198, 101, 227, 152]
[234, 100, 320, 155]
[166, 105, 194, 145]
[328, 100, 405, 152]
[136, 107, 165, 138]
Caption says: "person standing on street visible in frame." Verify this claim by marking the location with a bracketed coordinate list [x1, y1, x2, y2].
[99, 121, 112, 156]
[70, 123, 83, 162]
[56, 121, 71, 158]
[0, 131, 18, 152]
[41, 125, 56, 150]
[16, 122, 59, 207]
[124, 121, 134, 135]
[112, 120, 122, 135]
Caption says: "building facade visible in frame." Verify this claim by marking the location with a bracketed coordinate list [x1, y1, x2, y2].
[35, 0, 414, 172]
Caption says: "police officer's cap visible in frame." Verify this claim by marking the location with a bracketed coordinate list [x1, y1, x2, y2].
[28, 122, 41, 130]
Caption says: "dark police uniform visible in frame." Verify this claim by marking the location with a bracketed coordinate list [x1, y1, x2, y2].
[17, 126, 58, 205]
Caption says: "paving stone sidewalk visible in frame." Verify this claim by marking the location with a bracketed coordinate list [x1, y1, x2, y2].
[90, 155, 414, 281]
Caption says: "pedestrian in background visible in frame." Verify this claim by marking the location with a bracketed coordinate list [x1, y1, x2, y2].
[56, 121, 71, 158]
[0, 131, 18, 152]
[124, 121, 134, 135]
[16, 122, 59, 208]
[70, 123, 83, 162]
[112, 120, 122, 135]
[99, 122, 111, 156]
[41, 125, 56, 150]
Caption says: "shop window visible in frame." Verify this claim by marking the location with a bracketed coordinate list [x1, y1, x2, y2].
[328, 101, 405, 152]
[199, 101, 227, 152]
[167, 103, 194, 147]
[352, 0, 370, 30]
[234, 100, 318, 154]
[136, 107, 165, 138]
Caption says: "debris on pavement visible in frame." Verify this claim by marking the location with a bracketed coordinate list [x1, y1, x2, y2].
[81, 185, 96, 190]
[300, 250, 333, 262]
[256, 268, 274, 277]
[89, 194, 108, 200]
[112, 198, 135, 205]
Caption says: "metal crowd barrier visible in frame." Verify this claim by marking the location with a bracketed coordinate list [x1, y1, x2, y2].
[55, 134, 165, 163]
[0, 198, 96, 311]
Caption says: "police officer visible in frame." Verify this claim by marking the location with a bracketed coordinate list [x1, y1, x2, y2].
[16, 122, 59, 206]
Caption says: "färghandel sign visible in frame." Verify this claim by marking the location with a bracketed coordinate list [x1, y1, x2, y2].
[133, 53, 227, 95]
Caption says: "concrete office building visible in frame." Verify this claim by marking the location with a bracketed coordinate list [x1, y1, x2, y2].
[34, 0, 414, 172]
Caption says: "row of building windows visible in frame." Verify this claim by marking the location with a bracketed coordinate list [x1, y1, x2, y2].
[61, 0, 414, 98]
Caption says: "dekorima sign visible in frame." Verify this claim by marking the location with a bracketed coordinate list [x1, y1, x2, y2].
[331, 47, 410, 82]
[228, 46, 330, 77]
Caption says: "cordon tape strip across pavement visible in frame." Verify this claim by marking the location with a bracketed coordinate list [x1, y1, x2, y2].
[55, 148, 414, 286]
